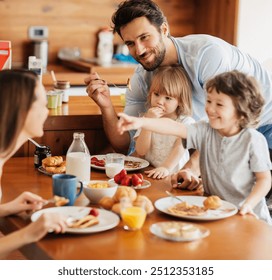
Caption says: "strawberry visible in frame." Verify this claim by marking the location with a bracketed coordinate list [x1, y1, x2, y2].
[91, 157, 99, 164]
[121, 175, 132, 186]
[119, 169, 127, 179]
[114, 173, 122, 184]
[135, 173, 144, 181]
[89, 208, 99, 217]
[95, 159, 105, 167]
[131, 174, 143, 186]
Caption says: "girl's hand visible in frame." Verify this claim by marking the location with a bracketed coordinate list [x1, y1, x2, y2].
[2, 192, 46, 216]
[145, 107, 164, 118]
[117, 113, 142, 134]
[239, 203, 259, 219]
[171, 169, 203, 191]
[145, 167, 170, 179]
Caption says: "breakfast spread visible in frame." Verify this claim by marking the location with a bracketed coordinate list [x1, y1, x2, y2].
[42, 156, 66, 174]
[168, 196, 222, 216]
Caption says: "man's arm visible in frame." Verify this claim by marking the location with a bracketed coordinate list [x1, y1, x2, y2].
[85, 73, 131, 154]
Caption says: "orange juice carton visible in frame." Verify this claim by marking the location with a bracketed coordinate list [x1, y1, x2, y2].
[0, 41, 12, 70]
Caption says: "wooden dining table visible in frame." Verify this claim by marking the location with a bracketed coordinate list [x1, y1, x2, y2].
[1, 157, 272, 260]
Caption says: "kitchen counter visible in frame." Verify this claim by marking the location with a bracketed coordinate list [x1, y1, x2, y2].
[15, 96, 124, 157]
[43, 62, 136, 86]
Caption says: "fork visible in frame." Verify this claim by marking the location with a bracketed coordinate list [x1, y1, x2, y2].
[165, 191, 184, 202]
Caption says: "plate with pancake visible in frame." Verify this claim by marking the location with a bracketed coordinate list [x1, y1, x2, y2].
[150, 221, 210, 242]
[31, 206, 120, 234]
[155, 196, 238, 221]
[91, 155, 149, 171]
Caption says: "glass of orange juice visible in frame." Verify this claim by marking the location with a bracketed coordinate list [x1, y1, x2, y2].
[120, 197, 146, 230]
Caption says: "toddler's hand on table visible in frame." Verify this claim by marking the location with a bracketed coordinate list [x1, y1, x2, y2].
[239, 203, 259, 219]
[145, 167, 170, 179]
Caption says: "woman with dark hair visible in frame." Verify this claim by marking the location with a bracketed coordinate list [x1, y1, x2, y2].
[0, 69, 68, 259]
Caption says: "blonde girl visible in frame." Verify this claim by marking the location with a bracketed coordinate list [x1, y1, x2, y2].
[135, 65, 195, 179]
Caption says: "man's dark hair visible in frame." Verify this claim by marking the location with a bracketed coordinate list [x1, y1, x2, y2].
[111, 0, 167, 37]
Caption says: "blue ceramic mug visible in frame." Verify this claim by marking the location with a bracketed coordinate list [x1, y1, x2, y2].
[52, 174, 83, 206]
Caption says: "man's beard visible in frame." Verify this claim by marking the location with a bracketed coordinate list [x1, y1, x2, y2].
[135, 41, 166, 71]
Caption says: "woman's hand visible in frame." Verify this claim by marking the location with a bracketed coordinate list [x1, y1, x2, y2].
[171, 169, 203, 191]
[1, 192, 46, 217]
[145, 167, 170, 179]
[21, 213, 68, 244]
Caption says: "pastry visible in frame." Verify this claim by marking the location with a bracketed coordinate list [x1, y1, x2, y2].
[168, 201, 206, 216]
[42, 156, 66, 174]
[69, 215, 99, 229]
[42, 156, 63, 167]
[203, 195, 222, 210]
[99, 196, 115, 210]
[133, 195, 154, 214]
[53, 195, 69, 207]
[161, 222, 201, 239]
[113, 186, 137, 202]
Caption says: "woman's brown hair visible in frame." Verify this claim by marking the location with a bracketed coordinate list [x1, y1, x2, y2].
[0, 69, 38, 157]
[205, 70, 264, 128]
[147, 65, 192, 116]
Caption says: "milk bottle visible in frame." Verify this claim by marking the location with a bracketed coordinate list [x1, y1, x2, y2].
[66, 132, 90, 183]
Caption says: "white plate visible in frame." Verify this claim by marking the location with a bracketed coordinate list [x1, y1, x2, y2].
[155, 196, 238, 221]
[108, 179, 151, 190]
[91, 155, 149, 171]
[150, 221, 210, 242]
[38, 166, 54, 176]
[31, 206, 120, 234]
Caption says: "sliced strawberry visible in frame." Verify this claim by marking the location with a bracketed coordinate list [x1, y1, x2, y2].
[114, 173, 122, 184]
[95, 159, 105, 167]
[89, 208, 99, 217]
[91, 157, 99, 164]
[121, 175, 132, 186]
[135, 173, 144, 181]
[119, 169, 127, 179]
[131, 174, 143, 186]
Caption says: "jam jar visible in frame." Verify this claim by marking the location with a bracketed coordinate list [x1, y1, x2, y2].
[34, 145, 51, 168]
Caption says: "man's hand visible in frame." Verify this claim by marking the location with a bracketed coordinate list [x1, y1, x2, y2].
[171, 169, 203, 191]
[84, 72, 112, 109]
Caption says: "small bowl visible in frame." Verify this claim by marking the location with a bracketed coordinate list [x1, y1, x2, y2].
[83, 180, 118, 204]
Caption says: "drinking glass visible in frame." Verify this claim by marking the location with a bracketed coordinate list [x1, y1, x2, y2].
[105, 153, 124, 178]
[120, 197, 146, 231]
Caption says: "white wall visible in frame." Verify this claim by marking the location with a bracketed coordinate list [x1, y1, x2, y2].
[237, 0, 272, 65]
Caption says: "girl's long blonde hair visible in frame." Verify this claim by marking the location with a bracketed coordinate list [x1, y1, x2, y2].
[147, 65, 192, 116]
